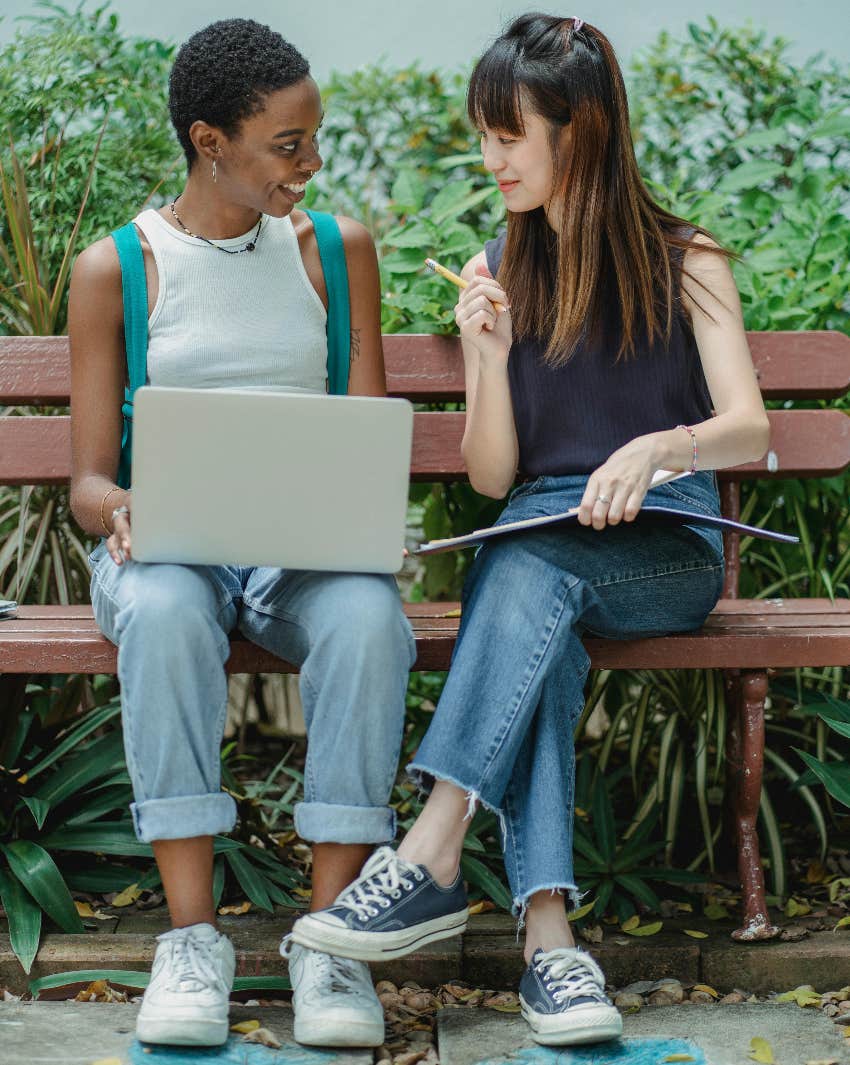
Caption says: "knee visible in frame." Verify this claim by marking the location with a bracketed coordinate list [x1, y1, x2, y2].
[323, 575, 414, 665]
[114, 564, 221, 648]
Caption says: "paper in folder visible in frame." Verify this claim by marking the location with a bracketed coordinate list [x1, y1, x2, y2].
[416, 469, 799, 556]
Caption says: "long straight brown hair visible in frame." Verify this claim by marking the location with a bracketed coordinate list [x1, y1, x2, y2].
[467, 13, 730, 363]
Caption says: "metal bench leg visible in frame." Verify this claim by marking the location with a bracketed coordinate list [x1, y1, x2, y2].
[726, 668, 780, 942]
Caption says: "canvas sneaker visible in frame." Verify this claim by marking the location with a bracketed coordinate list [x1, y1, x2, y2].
[289, 846, 468, 961]
[282, 937, 385, 1046]
[519, 946, 623, 1045]
[135, 923, 235, 1046]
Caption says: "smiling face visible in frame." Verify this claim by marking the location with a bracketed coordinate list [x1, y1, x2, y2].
[203, 76, 324, 217]
[478, 102, 571, 224]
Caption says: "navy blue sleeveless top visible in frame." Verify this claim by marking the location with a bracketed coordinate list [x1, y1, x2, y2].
[485, 232, 713, 477]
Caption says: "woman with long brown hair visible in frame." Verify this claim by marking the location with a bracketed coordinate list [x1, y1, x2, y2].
[288, 13, 769, 1046]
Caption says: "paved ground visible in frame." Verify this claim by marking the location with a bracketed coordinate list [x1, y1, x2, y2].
[0, 1002, 371, 1065]
[438, 1003, 850, 1065]
[2, 1000, 849, 1065]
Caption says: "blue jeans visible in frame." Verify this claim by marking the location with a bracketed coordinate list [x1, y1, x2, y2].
[408, 473, 724, 920]
[89, 546, 416, 844]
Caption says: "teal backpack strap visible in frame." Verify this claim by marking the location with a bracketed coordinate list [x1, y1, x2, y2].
[110, 222, 149, 488]
[306, 210, 350, 395]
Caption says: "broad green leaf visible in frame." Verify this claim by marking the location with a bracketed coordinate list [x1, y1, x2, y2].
[461, 854, 512, 911]
[391, 170, 426, 213]
[591, 773, 616, 862]
[1, 841, 84, 933]
[796, 750, 850, 809]
[29, 969, 290, 999]
[25, 702, 122, 781]
[0, 866, 42, 973]
[33, 730, 125, 806]
[717, 160, 785, 194]
[224, 850, 273, 913]
[39, 823, 153, 857]
[21, 796, 51, 830]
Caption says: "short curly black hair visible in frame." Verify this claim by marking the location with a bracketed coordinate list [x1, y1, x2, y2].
[169, 19, 311, 168]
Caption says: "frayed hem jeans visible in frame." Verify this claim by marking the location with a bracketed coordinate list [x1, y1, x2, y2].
[408, 473, 725, 920]
[89, 547, 416, 845]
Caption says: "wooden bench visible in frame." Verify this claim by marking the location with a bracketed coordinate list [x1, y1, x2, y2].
[2, 331, 850, 941]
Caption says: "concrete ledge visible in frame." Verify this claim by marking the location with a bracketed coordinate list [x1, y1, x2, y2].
[2, 915, 848, 996]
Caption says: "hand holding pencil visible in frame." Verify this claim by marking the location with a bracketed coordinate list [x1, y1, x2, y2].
[425, 258, 507, 313]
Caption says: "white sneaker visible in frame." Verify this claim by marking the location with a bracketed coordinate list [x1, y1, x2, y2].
[136, 923, 235, 1046]
[282, 936, 385, 1046]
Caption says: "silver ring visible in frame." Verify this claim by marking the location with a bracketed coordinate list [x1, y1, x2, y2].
[596, 494, 611, 505]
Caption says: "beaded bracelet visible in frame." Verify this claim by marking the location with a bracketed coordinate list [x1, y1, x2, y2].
[676, 424, 698, 474]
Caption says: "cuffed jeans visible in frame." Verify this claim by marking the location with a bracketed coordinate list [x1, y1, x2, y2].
[89, 546, 416, 845]
[408, 472, 725, 920]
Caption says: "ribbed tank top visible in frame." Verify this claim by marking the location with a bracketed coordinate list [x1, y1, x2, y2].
[484, 232, 713, 477]
[133, 208, 328, 393]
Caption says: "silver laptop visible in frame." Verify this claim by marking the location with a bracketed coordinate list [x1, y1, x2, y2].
[130, 387, 413, 573]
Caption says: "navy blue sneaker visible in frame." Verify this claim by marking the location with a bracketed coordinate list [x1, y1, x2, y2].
[290, 846, 468, 961]
[519, 947, 622, 1045]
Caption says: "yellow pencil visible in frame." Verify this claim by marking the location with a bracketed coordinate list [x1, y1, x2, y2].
[424, 257, 506, 313]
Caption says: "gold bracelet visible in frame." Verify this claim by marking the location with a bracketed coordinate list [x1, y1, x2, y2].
[100, 486, 122, 536]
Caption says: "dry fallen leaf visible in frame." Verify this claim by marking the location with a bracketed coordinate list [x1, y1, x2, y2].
[467, 900, 495, 916]
[625, 920, 663, 937]
[621, 915, 640, 932]
[692, 984, 719, 999]
[89, 1059, 123, 1065]
[111, 883, 142, 908]
[785, 897, 812, 918]
[776, 985, 822, 1008]
[243, 1027, 282, 1049]
[684, 929, 708, 938]
[218, 901, 252, 916]
[704, 902, 731, 920]
[230, 1019, 260, 1033]
[833, 916, 850, 931]
[804, 1059, 838, 1065]
[662, 1056, 695, 1062]
[749, 1036, 775, 1063]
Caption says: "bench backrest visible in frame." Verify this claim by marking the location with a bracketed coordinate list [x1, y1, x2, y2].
[1, 331, 849, 598]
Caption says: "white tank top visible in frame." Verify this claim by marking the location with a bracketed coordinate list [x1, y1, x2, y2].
[132, 208, 328, 393]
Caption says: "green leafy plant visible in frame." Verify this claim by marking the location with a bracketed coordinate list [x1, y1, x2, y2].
[573, 761, 704, 923]
[795, 694, 850, 809]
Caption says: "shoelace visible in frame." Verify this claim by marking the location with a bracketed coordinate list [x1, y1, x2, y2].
[157, 928, 223, 993]
[534, 948, 607, 1005]
[308, 950, 366, 995]
[335, 846, 425, 922]
[280, 935, 366, 996]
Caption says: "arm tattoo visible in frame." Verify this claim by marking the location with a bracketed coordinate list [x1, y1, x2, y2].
[349, 328, 361, 365]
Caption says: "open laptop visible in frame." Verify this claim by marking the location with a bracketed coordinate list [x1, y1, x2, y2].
[130, 387, 413, 573]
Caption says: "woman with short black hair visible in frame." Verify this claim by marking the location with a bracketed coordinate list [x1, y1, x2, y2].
[69, 18, 412, 1050]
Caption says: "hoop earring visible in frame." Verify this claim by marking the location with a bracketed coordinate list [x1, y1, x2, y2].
[212, 158, 217, 183]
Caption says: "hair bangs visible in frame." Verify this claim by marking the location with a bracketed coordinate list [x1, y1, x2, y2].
[466, 43, 525, 136]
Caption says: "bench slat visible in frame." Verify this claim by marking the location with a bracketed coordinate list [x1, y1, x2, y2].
[2, 602, 849, 673]
[2, 409, 848, 486]
[2, 331, 849, 403]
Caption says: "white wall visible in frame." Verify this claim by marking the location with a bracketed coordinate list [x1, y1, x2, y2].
[1, 0, 847, 76]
